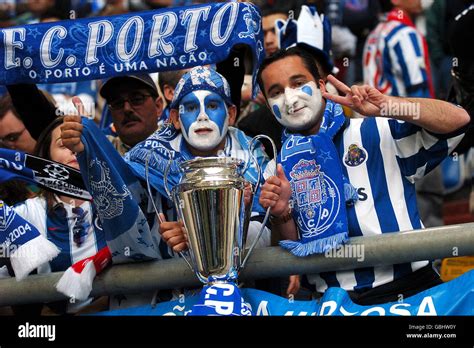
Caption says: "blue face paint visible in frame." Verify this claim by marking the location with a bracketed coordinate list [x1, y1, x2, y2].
[272, 104, 282, 119]
[179, 91, 228, 136]
[302, 85, 313, 96]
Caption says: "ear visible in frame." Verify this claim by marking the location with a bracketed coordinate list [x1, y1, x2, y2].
[169, 109, 181, 130]
[154, 95, 164, 114]
[227, 105, 237, 126]
[318, 79, 327, 94]
[163, 85, 174, 104]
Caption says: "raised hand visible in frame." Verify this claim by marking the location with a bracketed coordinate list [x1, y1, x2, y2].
[259, 164, 292, 217]
[323, 75, 388, 117]
[60, 97, 86, 153]
[158, 213, 188, 253]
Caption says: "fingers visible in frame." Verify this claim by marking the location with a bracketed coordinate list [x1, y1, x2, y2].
[327, 74, 351, 95]
[322, 92, 352, 107]
[60, 117, 84, 153]
[259, 192, 281, 208]
[160, 223, 188, 252]
[158, 213, 166, 224]
[286, 275, 300, 297]
[63, 115, 82, 123]
[72, 96, 89, 117]
[159, 220, 183, 234]
[276, 163, 288, 182]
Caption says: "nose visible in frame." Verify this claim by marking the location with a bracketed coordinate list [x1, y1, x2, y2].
[123, 100, 133, 113]
[284, 88, 298, 107]
[197, 110, 209, 122]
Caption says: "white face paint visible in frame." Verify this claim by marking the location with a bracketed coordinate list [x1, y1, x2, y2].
[179, 90, 229, 152]
[268, 81, 324, 131]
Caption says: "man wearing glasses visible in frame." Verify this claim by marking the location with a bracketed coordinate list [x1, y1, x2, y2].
[99, 74, 164, 156]
[0, 95, 36, 154]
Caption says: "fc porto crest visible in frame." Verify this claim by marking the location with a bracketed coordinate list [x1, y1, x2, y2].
[289, 159, 341, 238]
[344, 143, 367, 167]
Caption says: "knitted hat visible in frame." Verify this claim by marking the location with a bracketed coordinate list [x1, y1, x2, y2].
[169, 66, 233, 110]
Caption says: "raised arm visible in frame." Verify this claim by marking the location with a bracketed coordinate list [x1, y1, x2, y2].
[324, 75, 470, 134]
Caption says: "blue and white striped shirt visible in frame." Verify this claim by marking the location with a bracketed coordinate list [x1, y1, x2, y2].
[363, 10, 433, 98]
[308, 115, 464, 293]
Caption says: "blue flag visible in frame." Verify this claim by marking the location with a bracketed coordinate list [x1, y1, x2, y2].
[95, 269, 474, 316]
[0, 2, 264, 98]
[78, 117, 160, 263]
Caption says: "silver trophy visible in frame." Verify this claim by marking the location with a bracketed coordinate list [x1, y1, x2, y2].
[160, 135, 276, 284]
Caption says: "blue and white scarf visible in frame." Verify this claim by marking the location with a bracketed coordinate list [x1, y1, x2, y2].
[78, 117, 160, 263]
[279, 100, 357, 256]
[0, 2, 264, 98]
[0, 148, 92, 201]
[125, 125, 269, 214]
[0, 200, 59, 280]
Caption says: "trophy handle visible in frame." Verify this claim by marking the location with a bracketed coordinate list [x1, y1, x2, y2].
[240, 135, 277, 270]
[163, 157, 173, 199]
[179, 250, 195, 273]
[246, 135, 278, 194]
[146, 151, 194, 272]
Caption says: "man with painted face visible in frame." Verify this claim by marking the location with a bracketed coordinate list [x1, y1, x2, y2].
[125, 66, 300, 296]
[258, 46, 470, 305]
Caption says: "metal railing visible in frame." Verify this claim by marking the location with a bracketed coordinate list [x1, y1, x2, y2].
[1, 222, 474, 307]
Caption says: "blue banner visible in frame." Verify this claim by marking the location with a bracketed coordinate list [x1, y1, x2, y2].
[95, 269, 474, 316]
[0, 2, 264, 96]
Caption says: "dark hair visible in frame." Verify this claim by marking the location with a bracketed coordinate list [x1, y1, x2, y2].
[158, 70, 187, 102]
[260, 0, 299, 18]
[257, 46, 322, 97]
[34, 116, 65, 211]
[0, 94, 21, 121]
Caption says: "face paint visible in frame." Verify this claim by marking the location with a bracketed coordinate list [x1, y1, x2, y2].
[268, 81, 324, 131]
[178, 90, 229, 152]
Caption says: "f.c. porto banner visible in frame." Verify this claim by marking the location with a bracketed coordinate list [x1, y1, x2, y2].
[0, 1, 264, 93]
[96, 270, 474, 316]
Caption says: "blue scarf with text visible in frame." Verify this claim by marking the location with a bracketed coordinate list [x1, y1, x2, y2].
[0, 2, 264, 98]
[0, 200, 60, 280]
[279, 100, 357, 256]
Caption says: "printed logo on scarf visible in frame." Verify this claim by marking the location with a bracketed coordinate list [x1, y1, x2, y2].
[289, 159, 341, 238]
[0, 202, 15, 233]
[43, 163, 70, 180]
[89, 159, 131, 220]
[343, 143, 367, 167]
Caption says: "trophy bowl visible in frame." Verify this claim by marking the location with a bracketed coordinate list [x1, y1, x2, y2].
[171, 157, 251, 284]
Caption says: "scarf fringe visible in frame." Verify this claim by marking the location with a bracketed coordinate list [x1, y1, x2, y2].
[279, 231, 348, 257]
[10, 236, 60, 281]
[56, 261, 96, 301]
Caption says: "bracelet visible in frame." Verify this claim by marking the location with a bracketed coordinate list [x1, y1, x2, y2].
[270, 208, 293, 226]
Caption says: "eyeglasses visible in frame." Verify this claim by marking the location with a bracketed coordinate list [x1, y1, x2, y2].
[72, 206, 90, 247]
[108, 93, 152, 110]
[0, 128, 26, 145]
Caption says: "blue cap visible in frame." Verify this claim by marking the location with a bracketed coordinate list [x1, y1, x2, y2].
[169, 66, 233, 110]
